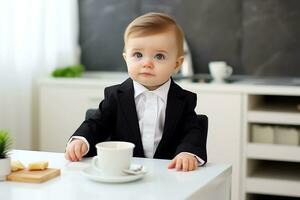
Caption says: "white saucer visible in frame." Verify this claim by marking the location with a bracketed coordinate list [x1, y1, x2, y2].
[81, 164, 147, 183]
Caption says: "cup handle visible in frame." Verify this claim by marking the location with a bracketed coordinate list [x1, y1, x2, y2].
[92, 156, 97, 166]
[226, 66, 233, 77]
[91, 156, 101, 172]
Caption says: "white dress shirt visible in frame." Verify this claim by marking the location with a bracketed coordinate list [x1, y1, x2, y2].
[133, 79, 170, 158]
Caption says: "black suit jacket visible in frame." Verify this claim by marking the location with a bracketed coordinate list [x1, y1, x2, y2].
[72, 78, 207, 163]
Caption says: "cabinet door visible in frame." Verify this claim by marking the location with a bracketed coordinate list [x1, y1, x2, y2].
[196, 92, 242, 200]
[39, 86, 104, 152]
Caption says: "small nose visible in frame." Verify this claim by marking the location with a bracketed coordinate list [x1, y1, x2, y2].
[142, 57, 153, 68]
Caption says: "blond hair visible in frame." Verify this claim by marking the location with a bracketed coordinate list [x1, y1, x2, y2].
[124, 12, 184, 57]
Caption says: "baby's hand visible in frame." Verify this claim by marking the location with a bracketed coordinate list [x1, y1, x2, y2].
[65, 139, 88, 162]
[168, 152, 198, 172]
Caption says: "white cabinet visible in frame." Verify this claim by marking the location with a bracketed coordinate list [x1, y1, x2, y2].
[165, 83, 243, 200]
[242, 94, 300, 200]
[38, 78, 120, 152]
[179, 84, 242, 200]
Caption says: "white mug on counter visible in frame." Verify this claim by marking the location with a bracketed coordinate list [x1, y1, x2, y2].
[209, 61, 233, 83]
[92, 141, 135, 176]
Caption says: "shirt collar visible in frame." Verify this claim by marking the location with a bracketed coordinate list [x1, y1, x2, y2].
[133, 79, 171, 102]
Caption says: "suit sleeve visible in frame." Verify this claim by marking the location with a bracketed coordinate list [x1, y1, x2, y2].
[175, 93, 208, 164]
[71, 87, 117, 157]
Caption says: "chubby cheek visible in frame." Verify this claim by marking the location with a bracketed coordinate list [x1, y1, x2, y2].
[160, 65, 176, 76]
[127, 64, 139, 79]
[126, 59, 140, 69]
[158, 71, 173, 82]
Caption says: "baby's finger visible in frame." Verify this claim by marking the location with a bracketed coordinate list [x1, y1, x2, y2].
[182, 159, 189, 172]
[81, 143, 87, 155]
[68, 145, 77, 161]
[74, 144, 83, 160]
[175, 158, 182, 171]
[168, 158, 176, 169]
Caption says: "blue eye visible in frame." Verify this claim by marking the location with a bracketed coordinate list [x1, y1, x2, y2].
[155, 53, 165, 60]
[133, 52, 142, 58]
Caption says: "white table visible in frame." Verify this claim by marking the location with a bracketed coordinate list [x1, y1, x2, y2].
[0, 150, 231, 200]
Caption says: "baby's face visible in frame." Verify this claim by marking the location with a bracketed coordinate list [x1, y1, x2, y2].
[123, 30, 183, 90]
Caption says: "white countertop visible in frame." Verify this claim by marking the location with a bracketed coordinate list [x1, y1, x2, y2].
[0, 150, 231, 200]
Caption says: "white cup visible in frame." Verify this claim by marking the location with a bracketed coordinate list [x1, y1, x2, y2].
[92, 141, 135, 176]
[209, 61, 233, 83]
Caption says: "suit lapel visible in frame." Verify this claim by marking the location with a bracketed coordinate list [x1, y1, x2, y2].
[154, 79, 185, 157]
[117, 78, 145, 157]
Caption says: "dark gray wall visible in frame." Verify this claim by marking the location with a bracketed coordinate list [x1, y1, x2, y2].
[79, 0, 300, 77]
[242, 0, 300, 76]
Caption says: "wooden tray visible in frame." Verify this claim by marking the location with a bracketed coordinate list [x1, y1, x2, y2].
[7, 168, 61, 183]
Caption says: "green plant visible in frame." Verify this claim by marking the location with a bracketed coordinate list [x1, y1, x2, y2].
[0, 130, 13, 158]
[51, 64, 85, 78]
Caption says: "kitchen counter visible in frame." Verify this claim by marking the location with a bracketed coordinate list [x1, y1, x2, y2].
[39, 72, 300, 96]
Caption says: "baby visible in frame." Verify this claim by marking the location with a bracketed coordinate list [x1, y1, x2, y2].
[65, 12, 207, 172]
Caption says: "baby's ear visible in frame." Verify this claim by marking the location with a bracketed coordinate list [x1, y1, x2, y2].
[122, 52, 127, 61]
[175, 56, 184, 72]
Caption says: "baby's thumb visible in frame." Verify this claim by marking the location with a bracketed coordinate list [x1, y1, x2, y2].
[81, 143, 88, 155]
